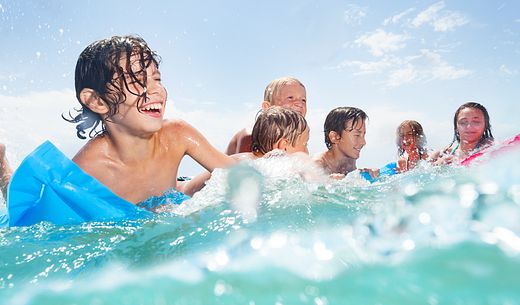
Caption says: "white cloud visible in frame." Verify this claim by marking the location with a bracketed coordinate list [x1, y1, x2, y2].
[335, 49, 471, 87]
[412, 1, 445, 27]
[411, 1, 468, 32]
[343, 4, 367, 25]
[499, 64, 518, 76]
[432, 12, 468, 32]
[430, 64, 471, 80]
[421, 50, 471, 80]
[355, 29, 409, 57]
[387, 65, 418, 87]
[334, 57, 398, 74]
[383, 8, 415, 26]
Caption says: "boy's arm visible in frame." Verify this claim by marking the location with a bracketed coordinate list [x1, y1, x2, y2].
[181, 152, 256, 196]
[180, 171, 212, 197]
[176, 121, 236, 172]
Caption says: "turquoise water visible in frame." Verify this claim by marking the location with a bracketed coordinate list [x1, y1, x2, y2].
[1, 149, 520, 305]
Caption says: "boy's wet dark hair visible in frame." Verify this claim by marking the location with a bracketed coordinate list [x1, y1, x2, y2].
[251, 106, 308, 155]
[324, 107, 368, 149]
[64, 35, 161, 139]
[452, 102, 494, 149]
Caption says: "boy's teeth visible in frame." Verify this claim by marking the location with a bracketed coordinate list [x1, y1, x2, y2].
[143, 104, 162, 111]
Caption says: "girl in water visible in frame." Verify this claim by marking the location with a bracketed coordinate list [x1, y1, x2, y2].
[395, 120, 428, 172]
[432, 102, 494, 165]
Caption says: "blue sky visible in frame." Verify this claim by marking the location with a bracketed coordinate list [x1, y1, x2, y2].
[1, 1, 519, 175]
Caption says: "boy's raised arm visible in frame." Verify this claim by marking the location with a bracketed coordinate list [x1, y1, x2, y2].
[177, 121, 236, 172]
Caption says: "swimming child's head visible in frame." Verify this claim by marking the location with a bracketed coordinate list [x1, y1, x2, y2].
[452, 101, 493, 148]
[262, 77, 307, 117]
[251, 106, 309, 155]
[324, 107, 368, 159]
[67, 35, 163, 139]
[396, 120, 427, 156]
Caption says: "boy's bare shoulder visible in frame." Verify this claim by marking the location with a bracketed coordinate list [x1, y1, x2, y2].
[161, 119, 196, 138]
[72, 137, 110, 176]
[160, 119, 207, 150]
[234, 128, 250, 138]
[162, 118, 190, 130]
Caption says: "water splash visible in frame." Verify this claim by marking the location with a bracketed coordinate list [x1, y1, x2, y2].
[1, 150, 519, 304]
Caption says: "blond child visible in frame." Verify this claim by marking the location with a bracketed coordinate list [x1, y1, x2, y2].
[225, 77, 307, 155]
[182, 106, 310, 196]
[249, 106, 309, 158]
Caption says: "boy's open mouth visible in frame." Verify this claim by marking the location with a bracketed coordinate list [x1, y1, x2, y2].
[140, 103, 163, 115]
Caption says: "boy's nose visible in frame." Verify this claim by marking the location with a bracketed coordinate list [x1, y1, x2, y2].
[147, 83, 166, 97]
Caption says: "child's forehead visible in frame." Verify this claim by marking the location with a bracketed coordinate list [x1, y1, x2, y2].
[119, 52, 158, 73]
[276, 81, 305, 95]
[285, 81, 304, 89]
[399, 124, 413, 132]
[457, 107, 484, 120]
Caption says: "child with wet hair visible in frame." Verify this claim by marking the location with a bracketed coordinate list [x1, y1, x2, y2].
[431, 102, 494, 165]
[395, 120, 428, 172]
[314, 106, 368, 177]
[250, 106, 309, 158]
[63, 35, 234, 205]
[182, 106, 310, 196]
[225, 76, 307, 155]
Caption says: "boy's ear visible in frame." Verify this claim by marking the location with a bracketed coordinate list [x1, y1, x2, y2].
[273, 138, 290, 151]
[261, 101, 271, 110]
[328, 131, 341, 144]
[79, 88, 109, 115]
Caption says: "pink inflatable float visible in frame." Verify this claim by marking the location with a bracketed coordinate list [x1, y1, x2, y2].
[461, 133, 520, 166]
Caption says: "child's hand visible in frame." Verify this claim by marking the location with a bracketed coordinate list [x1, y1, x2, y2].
[397, 157, 408, 173]
[360, 168, 380, 179]
[431, 153, 454, 166]
[329, 173, 345, 180]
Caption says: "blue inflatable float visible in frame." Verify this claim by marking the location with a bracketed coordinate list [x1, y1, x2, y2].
[1, 141, 155, 227]
[360, 162, 398, 183]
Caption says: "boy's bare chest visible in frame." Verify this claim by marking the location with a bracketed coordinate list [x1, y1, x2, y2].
[100, 156, 180, 204]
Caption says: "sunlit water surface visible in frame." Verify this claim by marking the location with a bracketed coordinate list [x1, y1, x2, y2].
[1, 148, 520, 305]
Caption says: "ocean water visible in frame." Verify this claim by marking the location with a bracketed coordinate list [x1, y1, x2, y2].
[1, 148, 520, 305]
